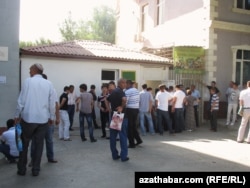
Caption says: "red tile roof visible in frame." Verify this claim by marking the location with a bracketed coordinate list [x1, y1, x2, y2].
[20, 40, 171, 64]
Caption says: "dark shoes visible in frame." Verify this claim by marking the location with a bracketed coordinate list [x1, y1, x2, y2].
[8, 159, 17, 164]
[113, 155, 121, 160]
[82, 138, 87, 142]
[210, 128, 217, 132]
[135, 141, 143, 146]
[121, 157, 129, 162]
[69, 128, 74, 131]
[28, 161, 33, 167]
[48, 159, 58, 163]
[91, 138, 97, 143]
[128, 145, 136, 148]
[100, 135, 106, 138]
[32, 171, 39, 176]
[17, 170, 26, 176]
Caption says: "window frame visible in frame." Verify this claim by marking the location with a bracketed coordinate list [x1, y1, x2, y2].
[156, 0, 165, 26]
[233, 48, 250, 87]
[232, 0, 250, 15]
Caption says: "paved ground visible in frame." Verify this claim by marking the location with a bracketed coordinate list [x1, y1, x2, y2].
[0, 118, 250, 188]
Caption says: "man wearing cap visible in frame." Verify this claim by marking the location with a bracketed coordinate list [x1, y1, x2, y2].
[14, 63, 55, 176]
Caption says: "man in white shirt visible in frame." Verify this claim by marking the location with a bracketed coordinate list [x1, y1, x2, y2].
[0, 119, 19, 163]
[14, 63, 55, 176]
[67, 85, 78, 131]
[237, 80, 250, 144]
[155, 84, 174, 135]
[171, 84, 186, 133]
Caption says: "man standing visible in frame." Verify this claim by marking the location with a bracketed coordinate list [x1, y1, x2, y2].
[139, 84, 155, 136]
[67, 85, 78, 131]
[14, 64, 55, 176]
[29, 73, 59, 166]
[190, 84, 201, 128]
[77, 84, 97, 142]
[155, 84, 174, 135]
[210, 87, 219, 132]
[89, 84, 100, 129]
[237, 80, 250, 144]
[171, 84, 186, 133]
[225, 82, 240, 126]
[106, 78, 129, 161]
[125, 80, 142, 148]
[58, 86, 71, 141]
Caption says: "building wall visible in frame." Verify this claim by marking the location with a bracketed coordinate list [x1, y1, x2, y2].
[20, 56, 169, 121]
[0, 0, 20, 126]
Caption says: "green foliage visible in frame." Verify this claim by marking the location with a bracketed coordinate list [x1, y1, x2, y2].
[19, 38, 52, 48]
[59, 5, 116, 43]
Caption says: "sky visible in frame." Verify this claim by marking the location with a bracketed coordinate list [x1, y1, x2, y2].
[19, 0, 116, 42]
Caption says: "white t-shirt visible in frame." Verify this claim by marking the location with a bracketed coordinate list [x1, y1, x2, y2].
[155, 91, 173, 111]
[173, 90, 186, 108]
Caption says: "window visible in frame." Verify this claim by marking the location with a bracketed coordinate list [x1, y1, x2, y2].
[121, 71, 136, 81]
[235, 50, 250, 86]
[141, 4, 149, 32]
[237, 0, 250, 10]
[101, 70, 118, 82]
[156, 0, 165, 25]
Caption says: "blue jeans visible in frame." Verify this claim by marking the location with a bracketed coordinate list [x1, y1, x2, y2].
[156, 109, 173, 134]
[110, 118, 128, 161]
[79, 111, 95, 141]
[31, 124, 55, 161]
[139, 111, 155, 135]
[0, 144, 18, 161]
[174, 108, 185, 132]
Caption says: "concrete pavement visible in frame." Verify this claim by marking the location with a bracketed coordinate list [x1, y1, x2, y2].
[0, 118, 250, 188]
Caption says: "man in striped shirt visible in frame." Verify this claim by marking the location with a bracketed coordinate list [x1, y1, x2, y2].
[210, 87, 219, 132]
[125, 80, 142, 148]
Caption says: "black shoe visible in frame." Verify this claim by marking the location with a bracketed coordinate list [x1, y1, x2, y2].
[128, 145, 136, 148]
[100, 135, 106, 138]
[8, 159, 17, 164]
[91, 139, 97, 143]
[113, 156, 121, 160]
[17, 170, 26, 176]
[135, 141, 143, 146]
[32, 171, 39, 176]
[106, 137, 110, 139]
[82, 138, 87, 142]
[48, 159, 58, 163]
[69, 128, 74, 131]
[94, 125, 100, 129]
[121, 157, 129, 162]
[28, 160, 33, 167]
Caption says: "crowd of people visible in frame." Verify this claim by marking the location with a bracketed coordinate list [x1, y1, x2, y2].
[1, 63, 250, 177]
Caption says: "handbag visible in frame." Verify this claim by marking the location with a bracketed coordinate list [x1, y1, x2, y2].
[109, 111, 124, 131]
[15, 123, 23, 152]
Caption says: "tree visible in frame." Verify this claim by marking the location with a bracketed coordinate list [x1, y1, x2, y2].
[19, 38, 52, 48]
[59, 5, 116, 43]
[59, 12, 79, 41]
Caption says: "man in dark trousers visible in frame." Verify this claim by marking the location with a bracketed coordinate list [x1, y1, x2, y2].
[14, 64, 55, 176]
[106, 78, 129, 162]
[89, 84, 100, 129]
